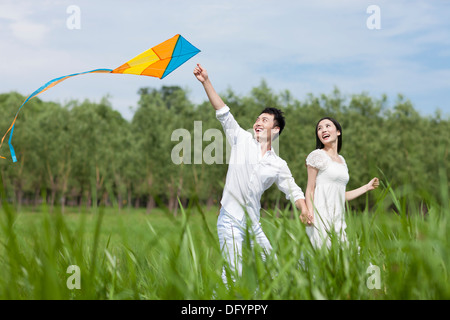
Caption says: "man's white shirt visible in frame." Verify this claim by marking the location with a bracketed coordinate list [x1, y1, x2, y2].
[216, 105, 305, 222]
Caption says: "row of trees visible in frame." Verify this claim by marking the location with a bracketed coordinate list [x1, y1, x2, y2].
[0, 83, 448, 214]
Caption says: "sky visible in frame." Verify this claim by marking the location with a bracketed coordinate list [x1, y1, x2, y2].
[0, 0, 449, 120]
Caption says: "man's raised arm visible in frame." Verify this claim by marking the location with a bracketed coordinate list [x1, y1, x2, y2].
[194, 64, 226, 111]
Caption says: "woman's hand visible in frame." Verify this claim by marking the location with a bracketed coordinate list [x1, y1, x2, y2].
[366, 177, 380, 191]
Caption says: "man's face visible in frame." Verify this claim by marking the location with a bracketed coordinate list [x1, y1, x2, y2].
[253, 113, 280, 142]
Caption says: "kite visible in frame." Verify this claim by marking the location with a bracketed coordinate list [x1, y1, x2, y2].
[0, 34, 200, 162]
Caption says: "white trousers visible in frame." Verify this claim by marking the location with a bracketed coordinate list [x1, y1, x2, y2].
[217, 207, 273, 284]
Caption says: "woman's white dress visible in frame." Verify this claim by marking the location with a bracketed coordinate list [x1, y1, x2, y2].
[305, 149, 350, 249]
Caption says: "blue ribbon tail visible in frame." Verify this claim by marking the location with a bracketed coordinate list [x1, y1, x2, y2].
[8, 124, 17, 163]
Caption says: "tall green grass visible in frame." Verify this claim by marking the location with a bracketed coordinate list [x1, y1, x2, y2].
[0, 176, 449, 299]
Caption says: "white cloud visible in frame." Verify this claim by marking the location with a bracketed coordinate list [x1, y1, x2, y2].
[0, 2, 30, 21]
[0, 1, 51, 46]
[9, 20, 50, 45]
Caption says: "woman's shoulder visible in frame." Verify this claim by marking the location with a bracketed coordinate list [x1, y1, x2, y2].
[306, 149, 328, 170]
[338, 154, 347, 164]
[307, 149, 323, 157]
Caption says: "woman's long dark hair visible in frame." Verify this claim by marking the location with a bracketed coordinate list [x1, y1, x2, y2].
[315, 117, 343, 153]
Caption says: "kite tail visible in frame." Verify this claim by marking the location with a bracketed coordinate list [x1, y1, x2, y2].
[8, 125, 17, 163]
[0, 109, 22, 162]
[0, 68, 113, 162]
[1, 91, 36, 162]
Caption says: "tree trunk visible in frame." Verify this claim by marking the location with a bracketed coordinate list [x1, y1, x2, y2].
[146, 195, 155, 214]
[134, 197, 141, 209]
[34, 187, 41, 210]
[146, 174, 154, 214]
[50, 187, 57, 213]
[206, 197, 214, 210]
[127, 186, 132, 209]
[168, 179, 177, 216]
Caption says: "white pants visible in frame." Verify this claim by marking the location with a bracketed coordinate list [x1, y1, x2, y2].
[217, 207, 273, 284]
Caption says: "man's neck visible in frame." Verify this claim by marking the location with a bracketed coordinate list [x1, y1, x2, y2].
[259, 139, 271, 157]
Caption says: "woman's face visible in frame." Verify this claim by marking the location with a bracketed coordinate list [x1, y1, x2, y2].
[317, 119, 340, 146]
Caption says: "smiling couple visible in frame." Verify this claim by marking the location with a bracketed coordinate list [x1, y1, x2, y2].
[193, 64, 379, 283]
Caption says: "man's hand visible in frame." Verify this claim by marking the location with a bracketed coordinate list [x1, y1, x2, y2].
[193, 63, 208, 83]
[193, 64, 225, 111]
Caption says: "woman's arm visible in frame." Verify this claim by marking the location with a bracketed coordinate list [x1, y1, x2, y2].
[345, 177, 379, 201]
[304, 165, 319, 225]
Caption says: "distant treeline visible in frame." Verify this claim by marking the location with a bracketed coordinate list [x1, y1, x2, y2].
[0, 82, 448, 214]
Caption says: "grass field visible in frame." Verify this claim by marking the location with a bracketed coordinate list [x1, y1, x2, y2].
[0, 181, 449, 300]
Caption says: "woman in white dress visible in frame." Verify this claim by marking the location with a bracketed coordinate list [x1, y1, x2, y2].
[304, 117, 379, 249]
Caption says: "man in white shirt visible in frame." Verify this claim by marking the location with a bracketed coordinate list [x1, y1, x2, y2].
[194, 64, 312, 284]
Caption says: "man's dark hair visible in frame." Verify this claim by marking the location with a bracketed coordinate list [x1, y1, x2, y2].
[260, 107, 285, 135]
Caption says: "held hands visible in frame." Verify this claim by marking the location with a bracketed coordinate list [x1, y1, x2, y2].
[300, 210, 314, 226]
[295, 199, 314, 226]
[366, 177, 380, 191]
[193, 63, 208, 83]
